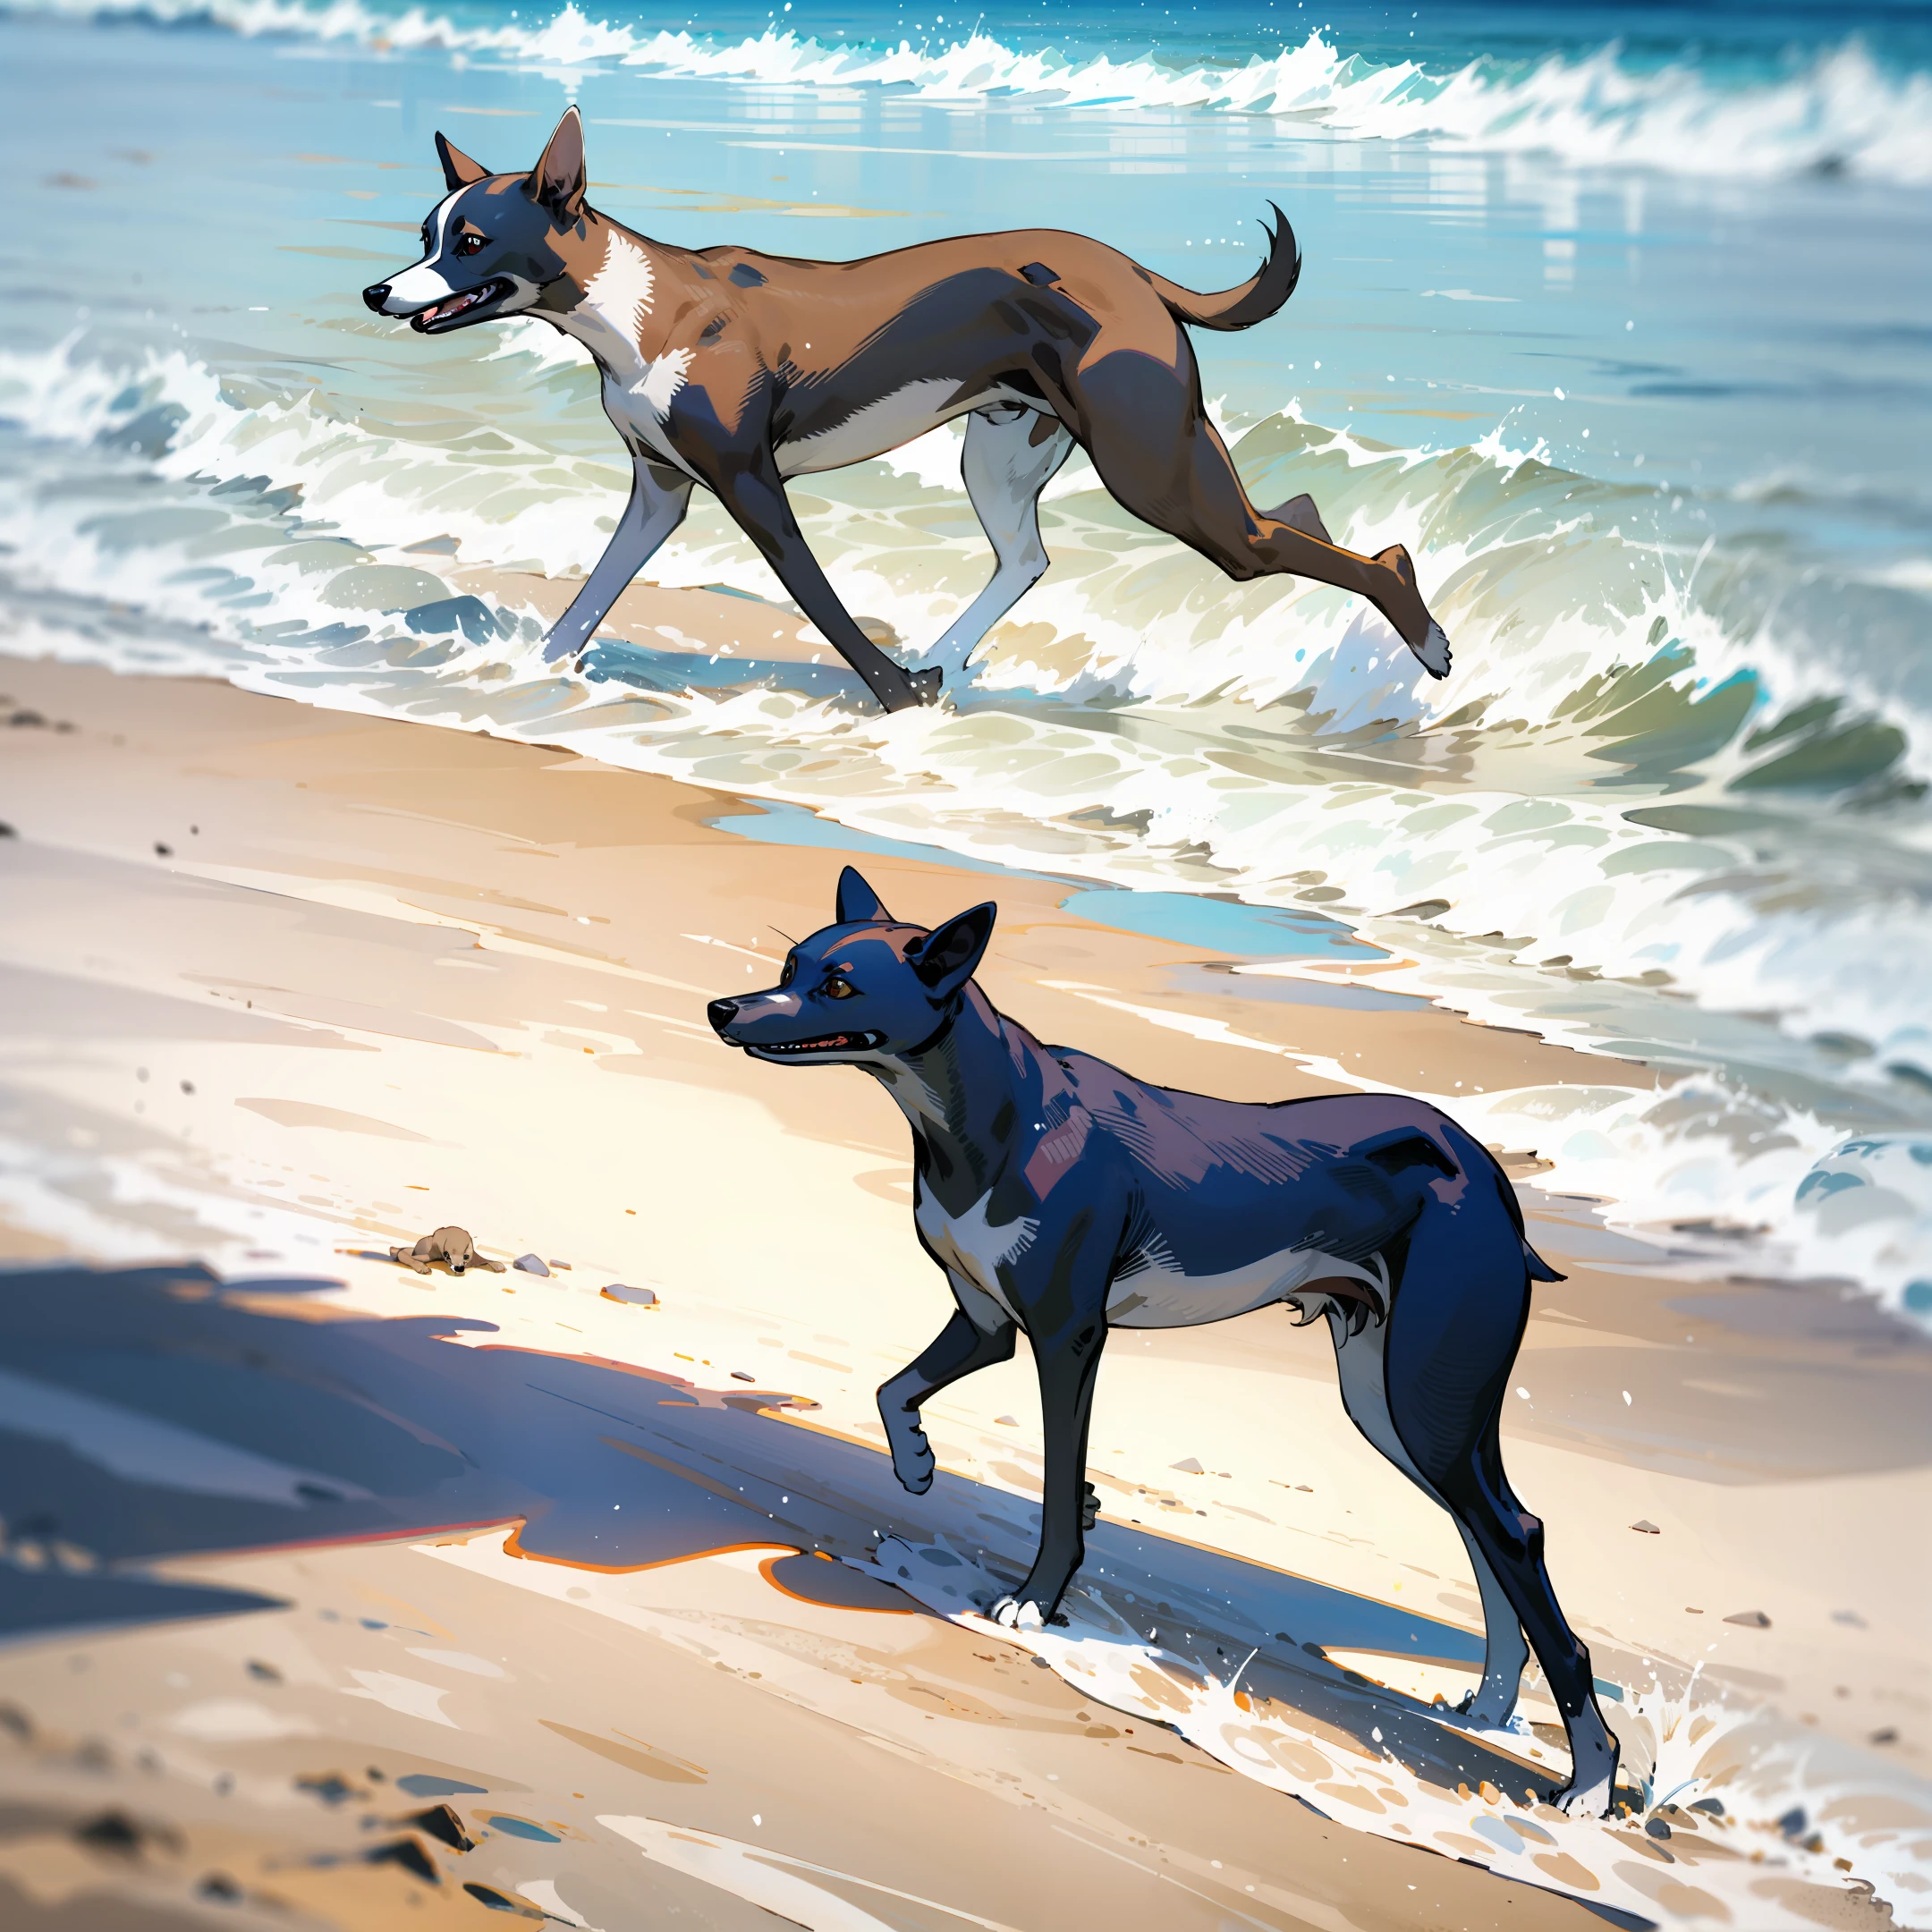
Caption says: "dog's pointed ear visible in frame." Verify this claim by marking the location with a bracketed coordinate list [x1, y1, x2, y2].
[528, 106, 586, 222]
[435, 131, 490, 191]
[835, 866, 892, 925]
[912, 902, 995, 996]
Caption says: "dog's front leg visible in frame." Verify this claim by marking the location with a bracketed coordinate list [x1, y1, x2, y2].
[540, 455, 692, 665]
[992, 1318, 1108, 1631]
[706, 458, 940, 715]
[877, 1306, 1016, 1495]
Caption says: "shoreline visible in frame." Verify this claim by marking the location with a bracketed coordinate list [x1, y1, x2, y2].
[1, 651, 1927, 1928]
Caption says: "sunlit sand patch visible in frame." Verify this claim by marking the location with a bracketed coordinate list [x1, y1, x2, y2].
[600, 1813, 1024, 1930]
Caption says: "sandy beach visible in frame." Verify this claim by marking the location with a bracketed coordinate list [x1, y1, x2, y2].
[1, 647, 1926, 1930]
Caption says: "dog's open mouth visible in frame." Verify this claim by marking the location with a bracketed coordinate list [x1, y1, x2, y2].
[751, 1030, 885, 1056]
[410, 278, 514, 332]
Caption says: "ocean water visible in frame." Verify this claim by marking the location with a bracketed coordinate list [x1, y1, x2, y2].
[1, 0, 1928, 1317]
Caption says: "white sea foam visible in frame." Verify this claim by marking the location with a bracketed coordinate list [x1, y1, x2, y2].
[869, 1536, 1930, 1926]
[13, 0, 1932, 186]
[2, 333, 1928, 1318]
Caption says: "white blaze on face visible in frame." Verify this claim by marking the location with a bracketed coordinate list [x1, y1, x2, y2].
[383, 188, 463, 309]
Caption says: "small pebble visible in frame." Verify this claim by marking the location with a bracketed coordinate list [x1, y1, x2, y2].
[994, 1414, 1017, 1426]
[1631, 1520, 1660, 1534]
[1171, 1457, 1204, 1474]
[1724, 1609, 1771, 1628]
[730, 1370, 756, 1383]
[601, 1284, 657, 1306]
[513, 1254, 549, 1276]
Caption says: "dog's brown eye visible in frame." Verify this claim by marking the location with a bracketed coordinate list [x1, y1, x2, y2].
[456, 232, 487, 256]
[823, 976, 856, 1000]
[779, 953, 797, 987]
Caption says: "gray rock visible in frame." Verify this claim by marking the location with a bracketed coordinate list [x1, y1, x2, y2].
[1631, 1520, 1661, 1534]
[1724, 1609, 1772, 1628]
[512, 1254, 550, 1277]
[1171, 1457, 1204, 1474]
[601, 1284, 657, 1307]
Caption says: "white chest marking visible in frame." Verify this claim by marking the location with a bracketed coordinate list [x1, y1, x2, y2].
[916, 1188, 1037, 1322]
[575, 233, 655, 371]
[638, 346, 692, 417]
[561, 235, 690, 445]
[559, 239, 697, 476]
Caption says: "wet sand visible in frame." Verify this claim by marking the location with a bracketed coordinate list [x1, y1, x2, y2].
[0, 651, 1927, 1930]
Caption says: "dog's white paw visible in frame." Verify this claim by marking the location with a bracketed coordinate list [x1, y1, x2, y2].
[1554, 1772, 1615, 1819]
[1411, 618, 1453, 679]
[1552, 1717, 1621, 1818]
[1454, 1690, 1526, 1733]
[990, 1596, 1045, 1631]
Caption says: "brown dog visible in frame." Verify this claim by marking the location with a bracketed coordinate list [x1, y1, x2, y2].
[365, 108, 1453, 713]
[390, 1227, 504, 1275]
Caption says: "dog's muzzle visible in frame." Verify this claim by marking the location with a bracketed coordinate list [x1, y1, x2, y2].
[707, 998, 882, 1055]
[747, 1030, 884, 1055]
[407, 278, 514, 332]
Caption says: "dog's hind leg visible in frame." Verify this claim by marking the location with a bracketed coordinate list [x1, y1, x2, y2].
[541, 455, 692, 665]
[1265, 494, 1332, 545]
[877, 1304, 1016, 1496]
[1329, 1313, 1527, 1723]
[1373, 1206, 1619, 1816]
[919, 406, 1073, 678]
[1451, 1518, 1532, 1728]
[1066, 341, 1452, 677]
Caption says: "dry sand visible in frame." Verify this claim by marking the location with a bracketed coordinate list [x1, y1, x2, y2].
[0, 653, 1926, 1930]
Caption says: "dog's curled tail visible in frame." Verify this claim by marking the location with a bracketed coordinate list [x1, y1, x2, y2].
[1143, 204, 1301, 334]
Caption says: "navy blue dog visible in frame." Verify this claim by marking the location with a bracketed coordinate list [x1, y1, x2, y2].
[708, 869, 1619, 1815]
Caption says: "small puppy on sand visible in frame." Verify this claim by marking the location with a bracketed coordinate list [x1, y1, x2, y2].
[390, 1227, 504, 1275]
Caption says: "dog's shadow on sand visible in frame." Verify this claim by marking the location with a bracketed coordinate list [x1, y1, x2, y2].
[0, 1264, 1593, 1809]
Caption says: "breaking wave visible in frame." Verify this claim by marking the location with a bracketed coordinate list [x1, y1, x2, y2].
[1, 325, 1928, 1320]
[9, 0, 1932, 186]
